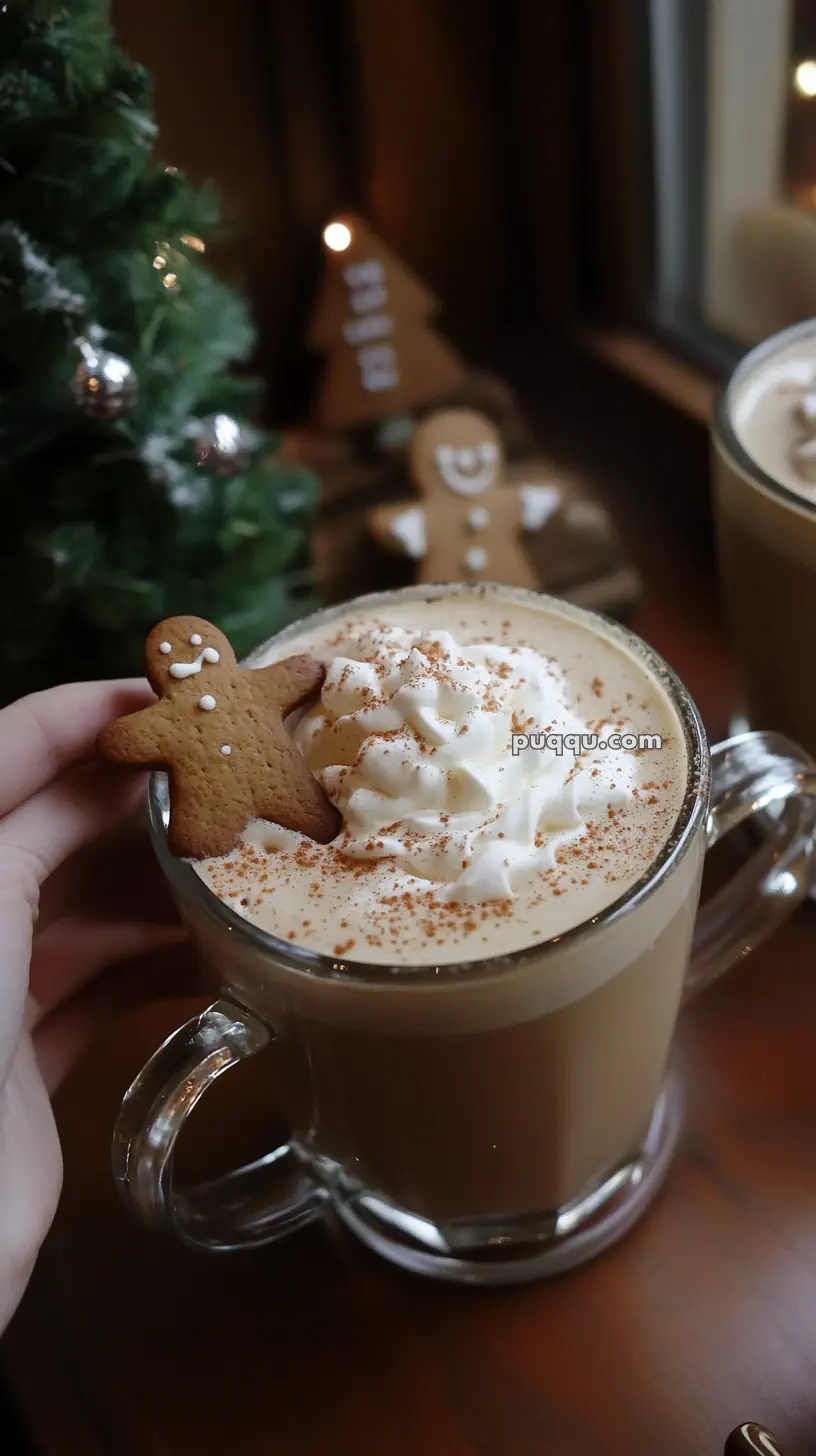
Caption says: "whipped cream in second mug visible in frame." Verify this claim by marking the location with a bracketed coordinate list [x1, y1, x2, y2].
[195, 591, 685, 963]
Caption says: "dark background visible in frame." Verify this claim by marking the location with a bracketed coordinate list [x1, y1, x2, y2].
[110, 0, 649, 418]
[109, 0, 713, 559]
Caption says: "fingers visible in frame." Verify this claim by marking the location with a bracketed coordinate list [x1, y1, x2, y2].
[28, 918, 188, 1023]
[0, 767, 150, 1084]
[0, 893, 36, 1087]
[0, 679, 152, 820]
[0, 1038, 63, 1332]
[32, 943, 204, 1093]
[0, 761, 147, 890]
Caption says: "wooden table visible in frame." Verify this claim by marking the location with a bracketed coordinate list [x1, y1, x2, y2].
[4, 366, 816, 1456]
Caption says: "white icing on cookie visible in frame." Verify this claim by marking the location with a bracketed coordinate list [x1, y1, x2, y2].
[168, 647, 220, 678]
[390, 506, 427, 559]
[463, 546, 488, 572]
[159, 642, 172, 654]
[344, 259, 384, 287]
[360, 343, 399, 392]
[199, 694, 216, 711]
[519, 483, 560, 531]
[343, 313, 393, 346]
[467, 506, 490, 531]
[220, 744, 232, 756]
[190, 633, 202, 645]
[435, 442, 498, 496]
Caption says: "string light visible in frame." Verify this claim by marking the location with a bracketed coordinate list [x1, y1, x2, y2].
[794, 60, 816, 97]
[323, 221, 352, 252]
[151, 227, 205, 296]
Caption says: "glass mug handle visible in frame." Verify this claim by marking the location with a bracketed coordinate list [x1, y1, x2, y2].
[112, 728, 816, 1250]
[112, 1000, 324, 1250]
[686, 729, 816, 1000]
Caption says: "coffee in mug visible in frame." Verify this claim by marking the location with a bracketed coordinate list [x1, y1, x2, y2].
[714, 319, 816, 755]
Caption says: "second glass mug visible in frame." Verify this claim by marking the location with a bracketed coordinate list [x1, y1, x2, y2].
[113, 585, 816, 1285]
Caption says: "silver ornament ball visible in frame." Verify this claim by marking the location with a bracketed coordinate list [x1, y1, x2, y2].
[191, 413, 253, 474]
[73, 343, 137, 420]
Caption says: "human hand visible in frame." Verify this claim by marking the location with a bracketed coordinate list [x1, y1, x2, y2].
[0, 680, 199, 1333]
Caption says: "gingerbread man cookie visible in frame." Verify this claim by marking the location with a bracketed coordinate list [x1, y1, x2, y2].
[367, 408, 562, 589]
[99, 615, 341, 859]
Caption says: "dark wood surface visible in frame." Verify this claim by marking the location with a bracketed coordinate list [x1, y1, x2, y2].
[4, 364, 816, 1456]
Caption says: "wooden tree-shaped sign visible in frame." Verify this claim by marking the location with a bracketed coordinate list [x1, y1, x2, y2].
[308, 214, 469, 431]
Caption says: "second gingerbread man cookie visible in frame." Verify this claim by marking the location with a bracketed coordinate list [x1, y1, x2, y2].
[99, 615, 341, 859]
[368, 408, 561, 589]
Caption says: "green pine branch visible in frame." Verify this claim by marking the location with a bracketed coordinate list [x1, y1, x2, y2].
[0, 0, 321, 702]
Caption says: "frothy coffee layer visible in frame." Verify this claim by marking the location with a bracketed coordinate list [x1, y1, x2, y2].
[731, 323, 816, 499]
[194, 593, 686, 964]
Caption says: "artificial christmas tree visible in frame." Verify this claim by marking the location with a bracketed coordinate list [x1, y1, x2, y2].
[308, 214, 469, 432]
[0, 0, 320, 704]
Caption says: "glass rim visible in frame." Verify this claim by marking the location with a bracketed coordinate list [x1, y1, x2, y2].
[713, 315, 816, 516]
[147, 582, 710, 987]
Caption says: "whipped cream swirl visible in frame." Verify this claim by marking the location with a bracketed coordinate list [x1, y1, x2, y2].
[293, 627, 637, 902]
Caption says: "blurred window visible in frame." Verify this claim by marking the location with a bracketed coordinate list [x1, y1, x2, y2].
[650, 0, 816, 360]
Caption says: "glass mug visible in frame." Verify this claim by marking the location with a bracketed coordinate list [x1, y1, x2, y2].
[113, 585, 816, 1285]
[713, 318, 816, 761]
